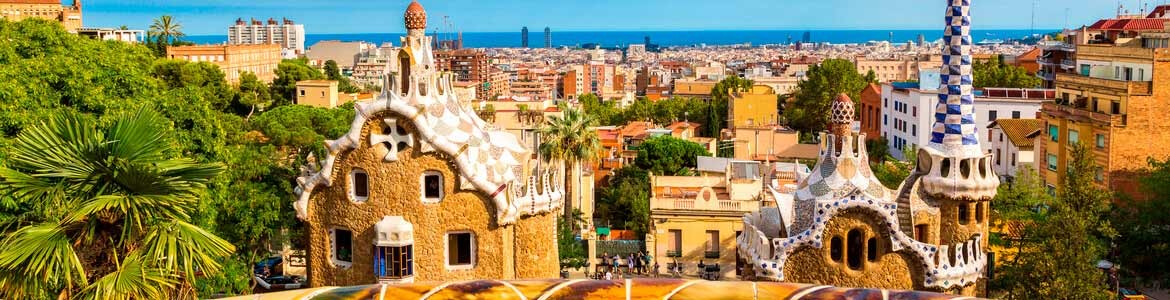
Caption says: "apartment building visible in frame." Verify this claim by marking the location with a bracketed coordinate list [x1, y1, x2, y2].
[166, 44, 282, 83]
[228, 17, 306, 57]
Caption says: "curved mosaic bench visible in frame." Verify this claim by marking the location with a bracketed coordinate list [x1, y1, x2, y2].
[220, 279, 986, 300]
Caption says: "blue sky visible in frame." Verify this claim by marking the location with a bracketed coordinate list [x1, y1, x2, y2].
[81, 0, 1129, 35]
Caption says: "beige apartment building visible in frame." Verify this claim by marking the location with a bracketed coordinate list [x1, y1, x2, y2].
[0, 0, 82, 32]
[854, 54, 942, 83]
[648, 159, 764, 279]
[166, 43, 282, 83]
[296, 80, 339, 108]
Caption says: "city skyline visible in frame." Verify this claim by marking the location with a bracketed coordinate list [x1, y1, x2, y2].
[82, 0, 1128, 35]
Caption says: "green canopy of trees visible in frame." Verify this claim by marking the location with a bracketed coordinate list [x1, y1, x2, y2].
[633, 135, 711, 176]
[991, 144, 1114, 299]
[271, 58, 326, 107]
[1113, 158, 1170, 287]
[973, 59, 1042, 89]
[0, 19, 353, 298]
[784, 59, 873, 138]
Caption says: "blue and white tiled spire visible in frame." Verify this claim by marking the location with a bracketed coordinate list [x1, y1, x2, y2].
[930, 0, 982, 156]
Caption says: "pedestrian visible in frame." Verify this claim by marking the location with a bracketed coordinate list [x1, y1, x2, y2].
[601, 252, 610, 272]
[604, 270, 613, 281]
[627, 253, 635, 274]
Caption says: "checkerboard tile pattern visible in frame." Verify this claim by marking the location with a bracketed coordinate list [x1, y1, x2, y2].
[931, 0, 980, 150]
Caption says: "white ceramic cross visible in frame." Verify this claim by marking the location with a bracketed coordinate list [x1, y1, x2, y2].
[370, 118, 413, 161]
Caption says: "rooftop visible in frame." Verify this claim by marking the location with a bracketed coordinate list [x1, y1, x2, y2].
[987, 119, 1044, 148]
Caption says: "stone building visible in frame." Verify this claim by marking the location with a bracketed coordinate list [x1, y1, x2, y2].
[1038, 7, 1170, 200]
[648, 157, 764, 279]
[738, 0, 998, 296]
[294, 1, 565, 286]
[166, 44, 282, 83]
[0, 0, 82, 33]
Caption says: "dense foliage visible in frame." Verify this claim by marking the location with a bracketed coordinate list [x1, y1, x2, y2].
[0, 19, 350, 298]
[1113, 158, 1170, 287]
[784, 59, 873, 138]
[594, 167, 651, 237]
[633, 135, 712, 176]
[0, 108, 234, 299]
[972, 58, 1042, 89]
[991, 144, 1114, 299]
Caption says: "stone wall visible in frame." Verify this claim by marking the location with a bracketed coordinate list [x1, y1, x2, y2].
[512, 212, 559, 279]
[781, 209, 927, 292]
[305, 113, 556, 286]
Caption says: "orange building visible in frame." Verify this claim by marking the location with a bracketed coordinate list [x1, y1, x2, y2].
[858, 83, 882, 140]
[0, 0, 82, 32]
[1038, 15, 1170, 200]
[166, 43, 282, 83]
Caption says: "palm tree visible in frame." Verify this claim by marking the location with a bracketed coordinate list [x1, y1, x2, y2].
[149, 15, 184, 45]
[0, 108, 234, 299]
[537, 105, 601, 219]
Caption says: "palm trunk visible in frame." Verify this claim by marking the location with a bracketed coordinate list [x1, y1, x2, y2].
[563, 160, 573, 218]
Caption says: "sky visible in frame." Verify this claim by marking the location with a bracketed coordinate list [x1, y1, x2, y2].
[79, 0, 1145, 35]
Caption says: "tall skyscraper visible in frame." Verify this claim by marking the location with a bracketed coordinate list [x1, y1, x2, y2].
[802, 31, 811, 43]
[917, 33, 927, 46]
[521, 26, 529, 48]
[544, 27, 552, 48]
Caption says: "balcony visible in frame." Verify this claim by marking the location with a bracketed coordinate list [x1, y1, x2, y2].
[1041, 102, 1126, 127]
[651, 197, 761, 213]
[1078, 44, 1156, 61]
[1055, 73, 1153, 96]
[704, 251, 721, 259]
[666, 250, 682, 258]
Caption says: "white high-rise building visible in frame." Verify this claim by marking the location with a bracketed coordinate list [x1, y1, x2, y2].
[228, 18, 306, 58]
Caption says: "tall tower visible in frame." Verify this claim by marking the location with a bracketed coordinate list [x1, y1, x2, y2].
[917, 0, 998, 248]
[521, 26, 529, 48]
[544, 27, 552, 48]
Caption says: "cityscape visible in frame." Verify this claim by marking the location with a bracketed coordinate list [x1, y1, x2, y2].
[0, 0, 1167, 299]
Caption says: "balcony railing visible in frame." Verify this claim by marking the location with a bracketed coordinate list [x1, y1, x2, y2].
[704, 251, 721, 259]
[1055, 73, 1153, 95]
[651, 197, 761, 213]
[666, 250, 682, 258]
[1041, 102, 1127, 127]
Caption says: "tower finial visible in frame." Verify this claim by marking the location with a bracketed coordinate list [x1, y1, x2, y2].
[404, 0, 427, 31]
[930, 0, 981, 156]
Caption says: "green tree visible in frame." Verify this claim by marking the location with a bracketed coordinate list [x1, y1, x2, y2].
[271, 58, 326, 107]
[234, 71, 273, 119]
[323, 60, 360, 94]
[579, 93, 622, 125]
[973, 60, 1041, 89]
[557, 209, 587, 271]
[633, 135, 711, 176]
[148, 15, 184, 56]
[993, 144, 1114, 299]
[0, 108, 234, 299]
[785, 59, 869, 137]
[1113, 158, 1170, 287]
[595, 167, 651, 237]
[871, 145, 915, 189]
[538, 105, 601, 217]
[865, 136, 891, 163]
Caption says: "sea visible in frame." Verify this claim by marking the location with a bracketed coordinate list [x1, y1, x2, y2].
[185, 29, 1053, 49]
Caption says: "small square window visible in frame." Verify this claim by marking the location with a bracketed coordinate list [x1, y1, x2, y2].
[1047, 154, 1058, 171]
[351, 169, 369, 202]
[331, 228, 353, 266]
[446, 232, 475, 269]
[299, 89, 306, 96]
[422, 171, 443, 203]
[989, 110, 998, 121]
[1069, 130, 1079, 145]
[1096, 134, 1106, 149]
[1095, 169, 1105, 183]
[1012, 111, 1021, 119]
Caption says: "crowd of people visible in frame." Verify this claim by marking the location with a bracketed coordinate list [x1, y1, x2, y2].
[594, 251, 653, 280]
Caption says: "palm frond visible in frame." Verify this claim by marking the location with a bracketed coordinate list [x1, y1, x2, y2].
[106, 107, 170, 163]
[0, 223, 86, 298]
[77, 251, 176, 300]
[141, 220, 235, 282]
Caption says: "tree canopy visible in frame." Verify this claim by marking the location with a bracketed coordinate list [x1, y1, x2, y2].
[784, 59, 872, 137]
[972, 59, 1041, 89]
[633, 135, 711, 176]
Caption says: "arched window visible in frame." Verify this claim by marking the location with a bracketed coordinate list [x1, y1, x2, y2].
[847, 230, 864, 270]
[350, 169, 369, 202]
[398, 51, 411, 96]
[975, 202, 985, 223]
[829, 236, 843, 262]
[958, 203, 970, 225]
[867, 237, 878, 262]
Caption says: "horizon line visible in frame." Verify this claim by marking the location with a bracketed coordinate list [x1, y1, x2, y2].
[183, 28, 1063, 36]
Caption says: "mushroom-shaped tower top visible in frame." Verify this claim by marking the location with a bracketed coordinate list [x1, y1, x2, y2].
[405, 0, 426, 30]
